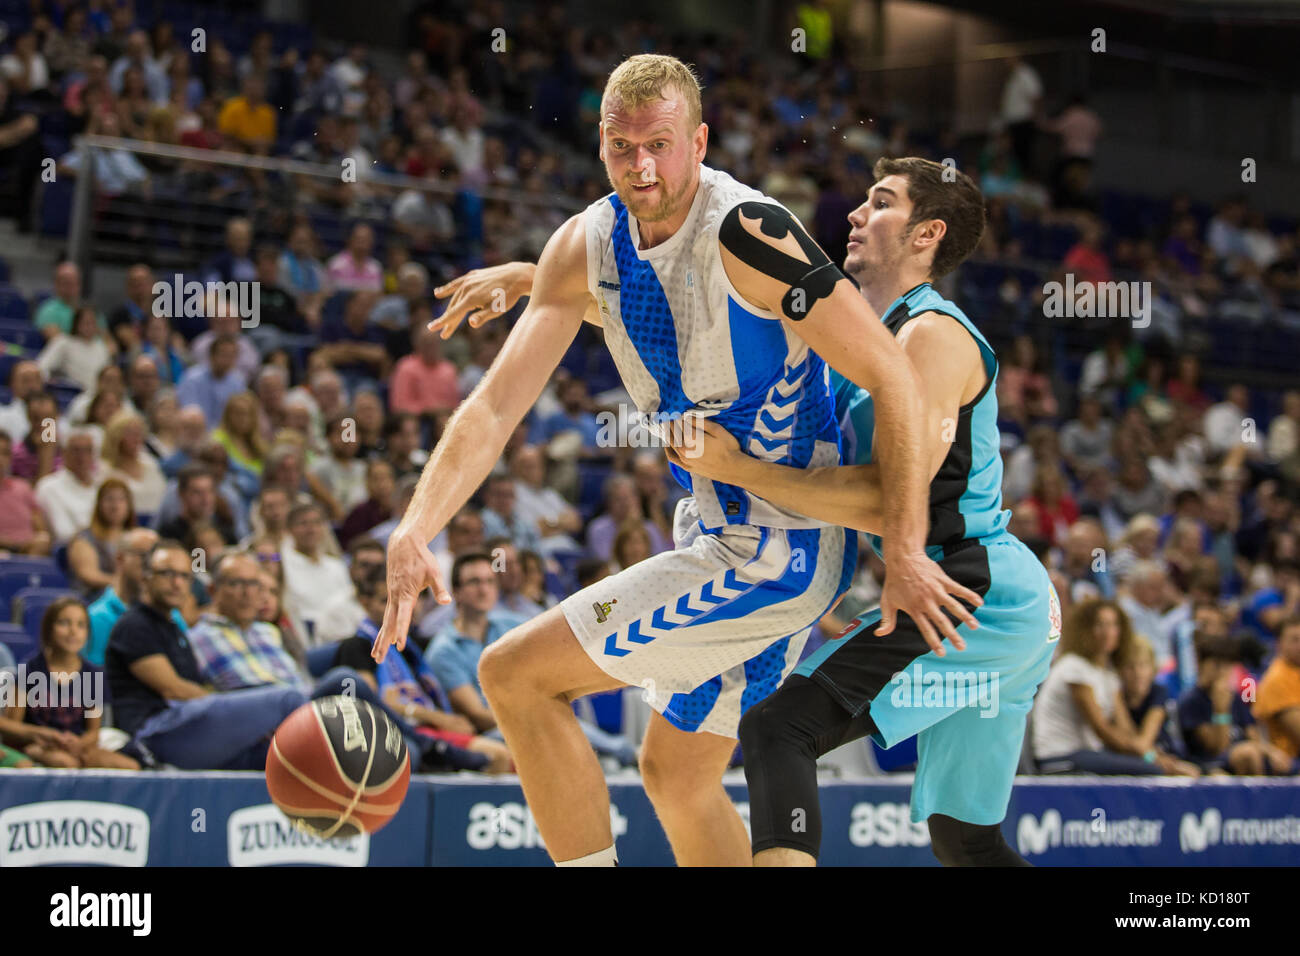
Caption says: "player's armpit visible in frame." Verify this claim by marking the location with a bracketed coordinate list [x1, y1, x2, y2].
[718, 201, 851, 320]
[892, 311, 985, 481]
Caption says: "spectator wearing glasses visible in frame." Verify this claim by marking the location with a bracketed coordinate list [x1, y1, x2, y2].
[105, 540, 307, 769]
[87, 527, 177, 666]
[425, 553, 637, 767]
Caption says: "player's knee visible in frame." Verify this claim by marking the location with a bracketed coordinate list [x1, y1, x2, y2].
[738, 691, 811, 762]
[477, 632, 534, 699]
[928, 814, 1028, 867]
[639, 742, 723, 807]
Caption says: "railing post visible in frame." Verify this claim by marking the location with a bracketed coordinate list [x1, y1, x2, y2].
[67, 137, 96, 294]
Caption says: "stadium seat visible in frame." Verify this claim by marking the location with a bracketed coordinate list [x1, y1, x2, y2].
[0, 285, 29, 321]
[13, 586, 73, 632]
[0, 564, 68, 620]
[0, 622, 36, 664]
[0, 318, 43, 351]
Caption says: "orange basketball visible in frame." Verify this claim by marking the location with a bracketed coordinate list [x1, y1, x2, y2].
[265, 696, 410, 836]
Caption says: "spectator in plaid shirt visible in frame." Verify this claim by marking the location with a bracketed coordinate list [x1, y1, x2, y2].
[187, 551, 467, 772]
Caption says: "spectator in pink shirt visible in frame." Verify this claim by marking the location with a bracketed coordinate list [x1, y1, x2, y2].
[327, 222, 383, 292]
[0, 431, 52, 555]
[390, 323, 461, 416]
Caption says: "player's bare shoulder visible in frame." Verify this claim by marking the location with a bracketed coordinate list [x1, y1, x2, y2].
[897, 310, 985, 404]
[716, 200, 847, 321]
[533, 213, 595, 312]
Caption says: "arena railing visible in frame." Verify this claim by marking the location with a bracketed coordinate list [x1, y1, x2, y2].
[62, 134, 586, 291]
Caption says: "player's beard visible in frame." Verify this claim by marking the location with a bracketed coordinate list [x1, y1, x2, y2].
[615, 174, 691, 223]
[844, 231, 908, 288]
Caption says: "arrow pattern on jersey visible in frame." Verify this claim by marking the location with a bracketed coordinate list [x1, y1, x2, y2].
[747, 360, 807, 458]
[602, 567, 750, 658]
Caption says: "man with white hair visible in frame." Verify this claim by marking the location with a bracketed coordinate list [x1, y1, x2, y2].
[1119, 560, 1192, 677]
[34, 426, 101, 541]
[254, 365, 289, 437]
[160, 405, 210, 476]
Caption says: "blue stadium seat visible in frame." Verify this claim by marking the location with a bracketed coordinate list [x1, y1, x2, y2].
[0, 622, 36, 664]
[15, 586, 73, 635]
[576, 462, 615, 521]
[0, 318, 43, 351]
[0, 285, 29, 321]
[0, 564, 68, 620]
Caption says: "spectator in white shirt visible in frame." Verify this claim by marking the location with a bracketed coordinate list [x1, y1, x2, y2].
[100, 409, 166, 515]
[310, 411, 369, 514]
[999, 54, 1042, 173]
[1031, 597, 1199, 775]
[0, 360, 45, 442]
[281, 501, 364, 646]
[34, 427, 101, 542]
[1203, 384, 1252, 458]
[36, 305, 114, 391]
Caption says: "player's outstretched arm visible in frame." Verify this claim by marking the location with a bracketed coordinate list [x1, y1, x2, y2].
[431, 260, 602, 339]
[719, 205, 980, 652]
[372, 217, 591, 663]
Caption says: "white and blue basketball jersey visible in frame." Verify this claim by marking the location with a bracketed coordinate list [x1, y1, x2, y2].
[583, 164, 843, 532]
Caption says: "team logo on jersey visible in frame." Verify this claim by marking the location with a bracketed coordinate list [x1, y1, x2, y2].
[837, 617, 863, 639]
[593, 599, 618, 624]
[1047, 588, 1062, 642]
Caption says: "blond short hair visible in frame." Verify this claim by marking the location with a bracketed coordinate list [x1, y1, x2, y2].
[1116, 632, 1156, 669]
[601, 54, 703, 130]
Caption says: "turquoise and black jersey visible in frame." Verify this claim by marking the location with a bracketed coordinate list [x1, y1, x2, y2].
[831, 282, 1009, 557]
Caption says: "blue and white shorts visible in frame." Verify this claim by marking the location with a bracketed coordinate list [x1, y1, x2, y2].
[560, 497, 857, 738]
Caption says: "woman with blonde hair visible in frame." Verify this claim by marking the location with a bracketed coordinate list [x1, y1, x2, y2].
[1031, 598, 1199, 775]
[213, 391, 268, 477]
[67, 478, 135, 598]
[101, 409, 166, 515]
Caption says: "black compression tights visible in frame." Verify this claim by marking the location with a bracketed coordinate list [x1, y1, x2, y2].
[739, 675, 1030, 866]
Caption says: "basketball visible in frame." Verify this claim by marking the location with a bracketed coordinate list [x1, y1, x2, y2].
[265, 696, 410, 837]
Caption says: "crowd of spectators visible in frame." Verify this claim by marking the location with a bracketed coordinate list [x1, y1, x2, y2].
[1, 0, 1298, 776]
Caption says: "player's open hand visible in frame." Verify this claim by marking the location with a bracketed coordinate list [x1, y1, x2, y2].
[430, 261, 536, 339]
[664, 415, 742, 482]
[372, 527, 449, 663]
[876, 550, 982, 655]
